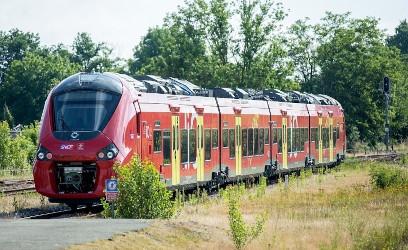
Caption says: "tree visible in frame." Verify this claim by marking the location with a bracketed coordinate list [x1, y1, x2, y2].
[387, 19, 408, 56]
[72, 32, 115, 72]
[0, 51, 79, 124]
[233, 0, 286, 88]
[0, 29, 40, 84]
[313, 13, 405, 146]
[2, 103, 14, 127]
[287, 18, 319, 88]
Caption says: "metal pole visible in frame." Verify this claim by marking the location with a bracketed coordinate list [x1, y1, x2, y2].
[385, 93, 390, 152]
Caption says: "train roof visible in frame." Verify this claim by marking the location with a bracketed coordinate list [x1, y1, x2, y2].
[53, 73, 123, 95]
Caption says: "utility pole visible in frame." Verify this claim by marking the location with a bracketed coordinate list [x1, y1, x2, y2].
[383, 77, 390, 152]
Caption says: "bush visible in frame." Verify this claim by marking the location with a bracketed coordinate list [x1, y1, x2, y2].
[369, 164, 408, 189]
[226, 185, 266, 249]
[110, 156, 175, 219]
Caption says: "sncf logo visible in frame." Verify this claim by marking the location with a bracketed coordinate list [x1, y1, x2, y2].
[60, 144, 74, 150]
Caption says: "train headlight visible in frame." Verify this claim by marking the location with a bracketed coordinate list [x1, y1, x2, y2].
[97, 143, 119, 160]
[37, 146, 51, 161]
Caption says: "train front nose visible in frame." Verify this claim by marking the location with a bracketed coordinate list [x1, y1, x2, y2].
[33, 137, 122, 200]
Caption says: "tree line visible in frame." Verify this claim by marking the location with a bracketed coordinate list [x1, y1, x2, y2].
[0, 0, 408, 149]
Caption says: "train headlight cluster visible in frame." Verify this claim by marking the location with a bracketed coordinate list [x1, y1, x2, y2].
[37, 146, 52, 161]
[97, 143, 119, 160]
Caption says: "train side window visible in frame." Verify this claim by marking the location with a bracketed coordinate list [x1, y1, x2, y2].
[181, 129, 188, 163]
[242, 129, 248, 156]
[190, 129, 196, 162]
[278, 128, 282, 153]
[163, 130, 171, 164]
[205, 129, 211, 160]
[333, 128, 337, 147]
[222, 129, 228, 148]
[254, 129, 259, 155]
[288, 129, 292, 152]
[296, 128, 299, 152]
[248, 128, 254, 155]
[337, 127, 340, 140]
[273, 128, 277, 144]
[264, 128, 269, 145]
[229, 129, 235, 158]
[212, 129, 218, 148]
[259, 128, 264, 154]
[153, 130, 162, 152]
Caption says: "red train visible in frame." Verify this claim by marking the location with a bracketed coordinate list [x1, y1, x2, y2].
[33, 73, 346, 206]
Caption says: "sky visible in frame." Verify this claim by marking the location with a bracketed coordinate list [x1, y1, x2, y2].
[0, 0, 407, 58]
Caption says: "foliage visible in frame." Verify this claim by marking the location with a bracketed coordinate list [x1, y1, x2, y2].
[225, 185, 266, 249]
[0, 29, 40, 84]
[387, 19, 408, 57]
[72, 32, 117, 72]
[0, 121, 37, 174]
[369, 164, 408, 189]
[0, 51, 79, 124]
[1, 103, 14, 127]
[112, 156, 175, 219]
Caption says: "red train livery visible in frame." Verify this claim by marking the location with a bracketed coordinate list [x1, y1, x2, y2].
[33, 73, 346, 205]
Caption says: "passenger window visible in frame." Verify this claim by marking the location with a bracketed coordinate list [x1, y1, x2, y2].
[273, 128, 277, 144]
[181, 129, 188, 163]
[229, 129, 235, 158]
[163, 130, 171, 164]
[254, 129, 259, 155]
[264, 128, 269, 145]
[189, 129, 196, 162]
[288, 129, 292, 152]
[259, 128, 264, 154]
[212, 129, 218, 148]
[205, 129, 211, 160]
[248, 128, 254, 155]
[153, 130, 162, 152]
[223, 129, 228, 148]
[278, 128, 282, 153]
[242, 129, 248, 156]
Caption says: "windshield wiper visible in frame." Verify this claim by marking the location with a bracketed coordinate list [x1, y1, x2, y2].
[58, 113, 71, 131]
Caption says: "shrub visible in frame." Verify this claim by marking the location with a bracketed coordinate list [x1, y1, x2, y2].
[226, 185, 266, 249]
[111, 156, 175, 219]
[369, 164, 408, 189]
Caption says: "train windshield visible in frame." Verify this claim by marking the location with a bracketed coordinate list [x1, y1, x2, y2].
[53, 90, 121, 132]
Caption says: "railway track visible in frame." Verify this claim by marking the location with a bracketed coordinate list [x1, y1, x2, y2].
[23, 204, 103, 219]
[0, 179, 35, 195]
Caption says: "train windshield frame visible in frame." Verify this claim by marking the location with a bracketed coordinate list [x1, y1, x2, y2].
[53, 90, 121, 132]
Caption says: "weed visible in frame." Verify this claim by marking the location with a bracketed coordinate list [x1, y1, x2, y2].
[226, 185, 266, 249]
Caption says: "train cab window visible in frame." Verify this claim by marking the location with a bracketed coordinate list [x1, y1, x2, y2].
[242, 129, 248, 156]
[181, 129, 188, 163]
[189, 129, 196, 162]
[229, 129, 235, 158]
[222, 129, 229, 148]
[205, 129, 211, 160]
[248, 128, 254, 155]
[153, 130, 162, 152]
[264, 128, 269, 145]
[163, 131, 171, 164]
[212, 129, 218, 148]
[254, 129, 259, 155]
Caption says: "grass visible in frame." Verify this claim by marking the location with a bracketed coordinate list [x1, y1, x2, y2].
[69, 160, 408, 250]
[0, 191, 55, 216]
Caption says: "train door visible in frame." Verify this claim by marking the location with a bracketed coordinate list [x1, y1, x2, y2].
[282, 117, 288, 169]
[318, 117, 323, 163]
[329, 116, 334, 162]
[235, 116, 242, 175]
[196, 116, 205, 182]
[171, 115, 180, 185]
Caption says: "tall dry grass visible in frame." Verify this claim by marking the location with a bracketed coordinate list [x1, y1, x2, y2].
[70, 160, 408, 250]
